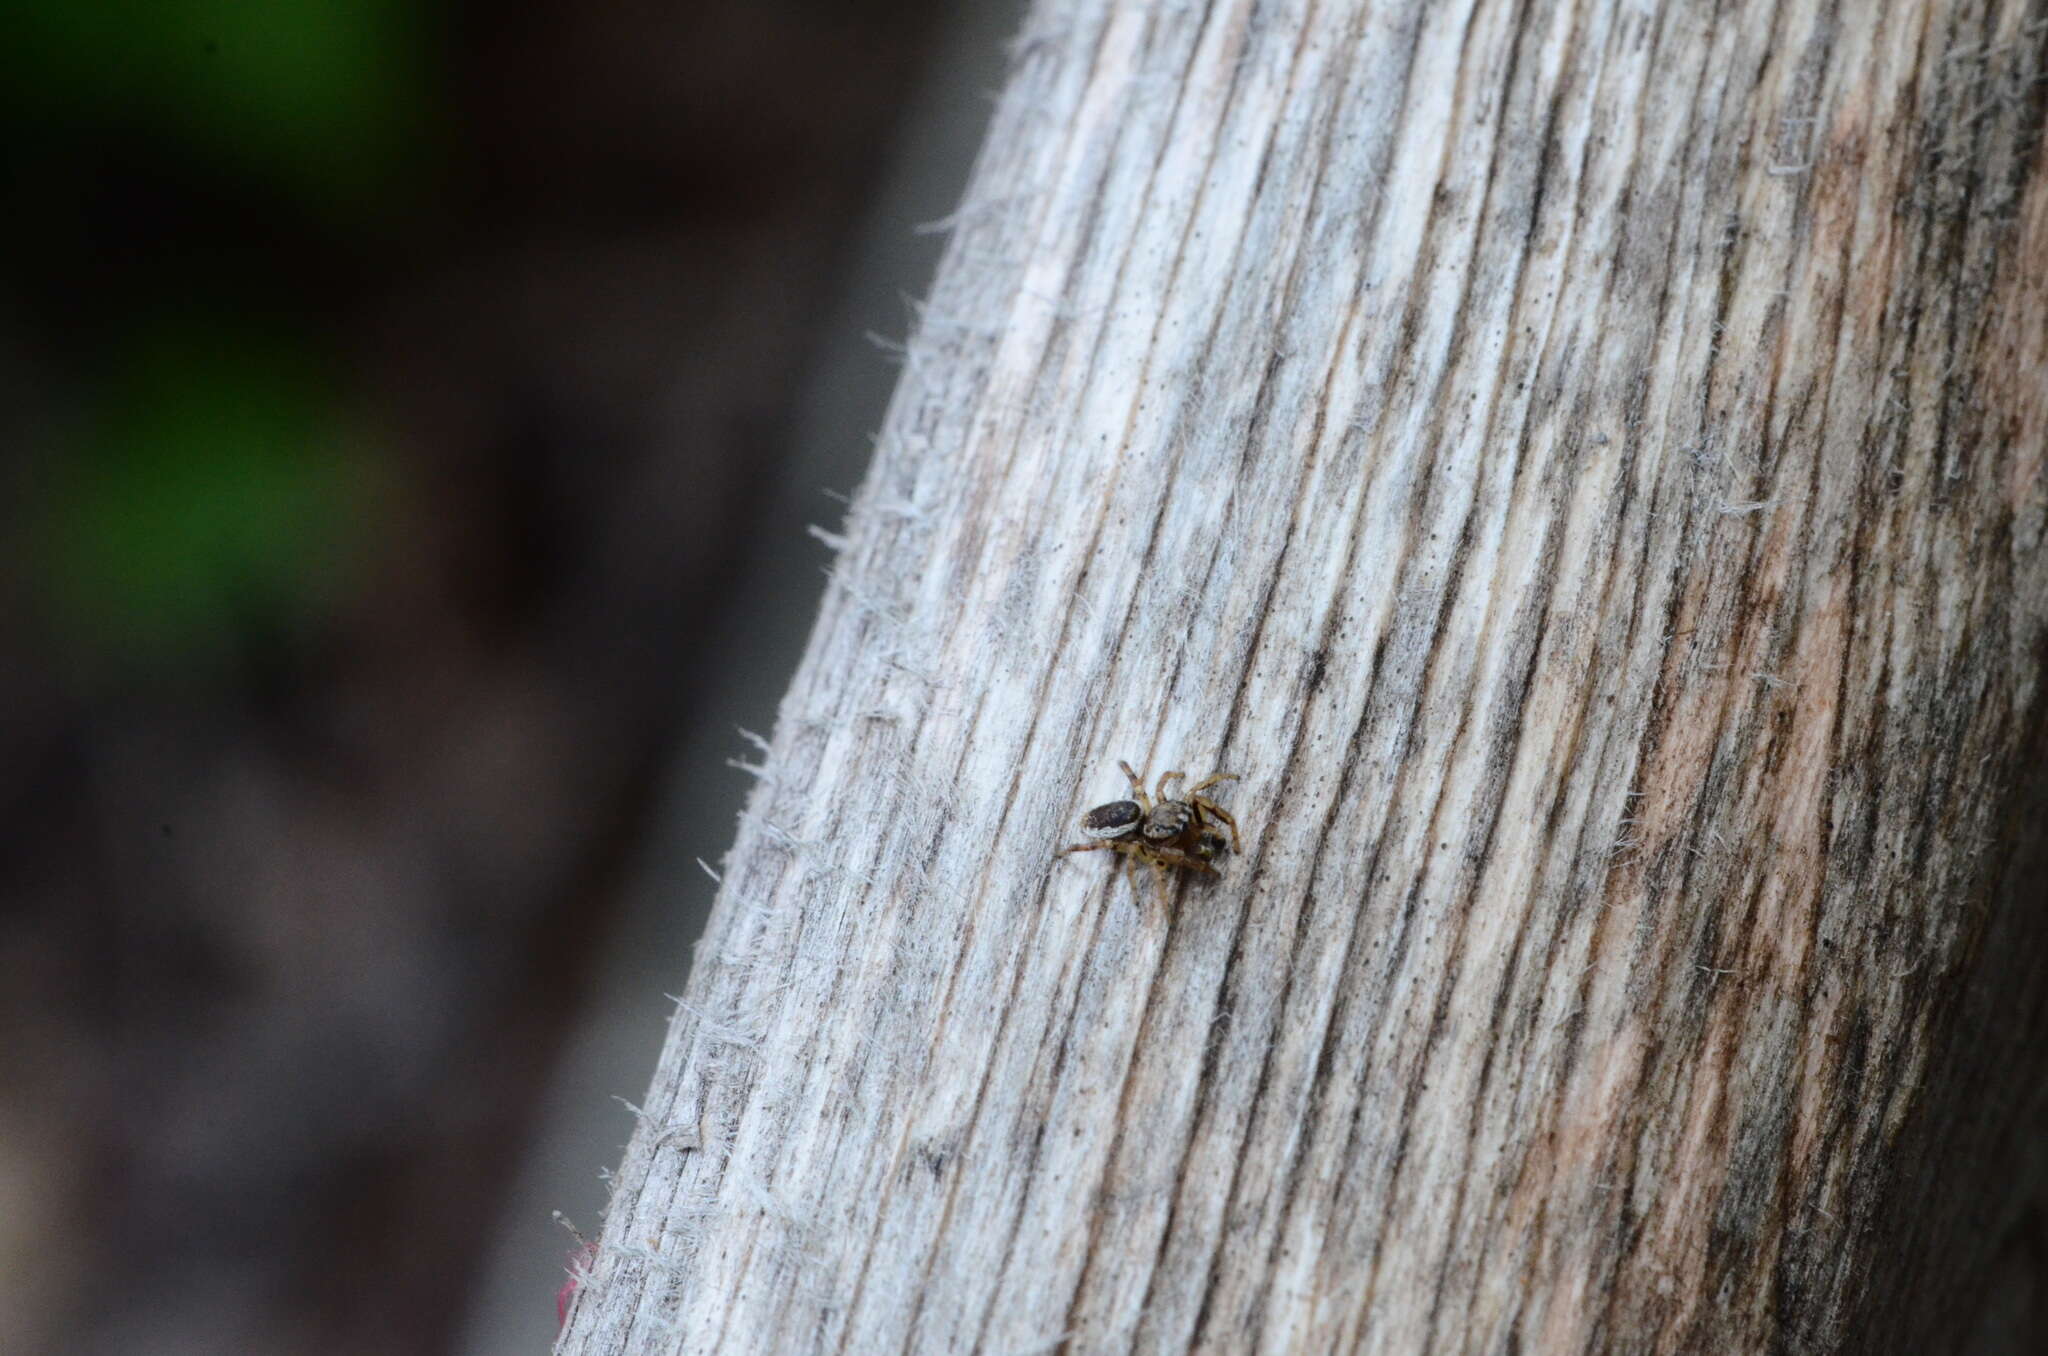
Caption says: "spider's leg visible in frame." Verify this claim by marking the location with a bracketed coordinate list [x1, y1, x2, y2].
[1193, 799, 1242, 852]
[1150, 846, 1220, 875]
[1105, 841, 1150, 892]
[1118, 760, 1152, 812]
[1186, 771, 1238, 797]
[1149, 857, 1173, 905]
[1057, 841, 1118, 857]
[1155, 770, 1186, 804]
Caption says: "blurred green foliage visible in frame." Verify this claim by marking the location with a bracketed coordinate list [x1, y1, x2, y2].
[5, 0, 433, 673]
[39, 326, 371, 672]
[2, 0, 428, 208]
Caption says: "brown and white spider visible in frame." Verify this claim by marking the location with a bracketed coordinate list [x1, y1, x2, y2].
[1056, 760, 1242, 898]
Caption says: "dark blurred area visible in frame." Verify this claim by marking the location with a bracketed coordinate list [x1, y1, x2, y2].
[0, 1, 958, 1350]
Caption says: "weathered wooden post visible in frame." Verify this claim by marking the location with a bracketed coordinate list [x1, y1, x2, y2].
[558, 1, 2048, 1350]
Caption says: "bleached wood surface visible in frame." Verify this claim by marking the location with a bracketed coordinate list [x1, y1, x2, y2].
[557, 1, 2048, 1351]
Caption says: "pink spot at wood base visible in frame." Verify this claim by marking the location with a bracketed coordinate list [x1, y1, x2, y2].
[557, 1240, 600, 1328]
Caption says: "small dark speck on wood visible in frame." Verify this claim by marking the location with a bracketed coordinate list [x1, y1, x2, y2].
[558, 2, 2048, 1353]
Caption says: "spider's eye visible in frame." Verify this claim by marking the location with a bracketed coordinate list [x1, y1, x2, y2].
[1079, 800, 1142, 839]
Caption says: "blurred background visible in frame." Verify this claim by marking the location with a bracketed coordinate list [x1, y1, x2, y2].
[0, 1, 1020, 1351]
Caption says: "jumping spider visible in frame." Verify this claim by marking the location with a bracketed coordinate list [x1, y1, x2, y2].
[1057, 760, 1242, 899]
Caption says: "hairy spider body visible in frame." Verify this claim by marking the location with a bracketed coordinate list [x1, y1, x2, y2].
[1057, 761, 1242, 900]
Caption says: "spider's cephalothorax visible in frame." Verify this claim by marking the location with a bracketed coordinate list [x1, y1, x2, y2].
[1057, 761, 1242, 900]
[1141, 798, 1193, 842]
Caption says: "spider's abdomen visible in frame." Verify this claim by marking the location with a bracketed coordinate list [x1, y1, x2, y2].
[1079, 799, 1143, 840]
